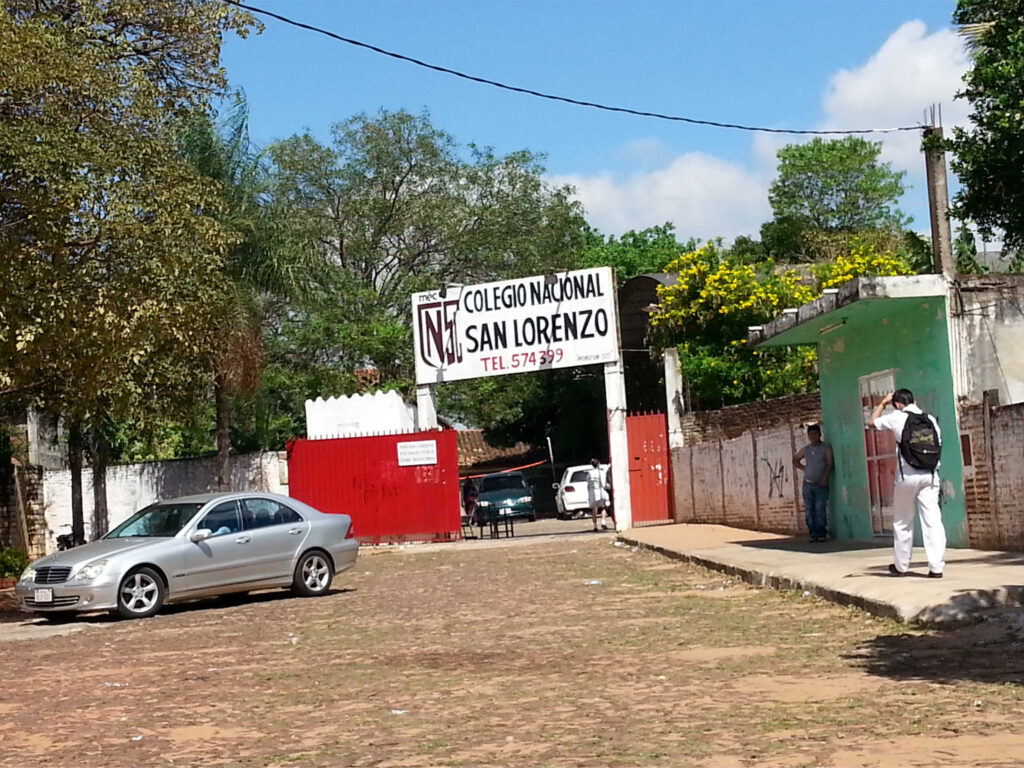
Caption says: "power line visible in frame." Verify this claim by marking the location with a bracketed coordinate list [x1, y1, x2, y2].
[222, 0, 923, 136]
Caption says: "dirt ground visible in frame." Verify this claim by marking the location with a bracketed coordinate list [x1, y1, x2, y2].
[2, 525, 1024, 767]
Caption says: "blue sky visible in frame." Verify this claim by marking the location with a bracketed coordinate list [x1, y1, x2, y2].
[221, 0, 969, 241]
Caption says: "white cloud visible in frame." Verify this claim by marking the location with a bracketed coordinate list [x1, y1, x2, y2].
[822, 21, 971, 173]
[550, 152, 771, 241]
[616, 137, 676, 172]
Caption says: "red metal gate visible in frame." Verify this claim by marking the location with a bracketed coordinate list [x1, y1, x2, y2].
[288, 430, 461, 544]
[626, 412, 673, 526]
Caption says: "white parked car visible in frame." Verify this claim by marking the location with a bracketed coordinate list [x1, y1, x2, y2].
[553, 464, 609, 519]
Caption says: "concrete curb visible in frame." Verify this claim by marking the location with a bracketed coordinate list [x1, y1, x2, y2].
[620, 535, 906, 622]
[619, 533, 1024, 625]
[622, 532, 1024, 625]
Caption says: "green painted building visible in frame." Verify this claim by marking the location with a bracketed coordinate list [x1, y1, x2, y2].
[749, 275, 986, 547]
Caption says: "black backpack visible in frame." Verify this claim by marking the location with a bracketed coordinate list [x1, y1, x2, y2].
[899, 412, 941, 471]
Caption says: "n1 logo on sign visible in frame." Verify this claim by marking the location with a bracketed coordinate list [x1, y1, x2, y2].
[416, 298, 462, 370]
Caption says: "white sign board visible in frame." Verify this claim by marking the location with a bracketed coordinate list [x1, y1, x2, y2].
[397, 439, 438, 467]
[411, 267, 620, 385]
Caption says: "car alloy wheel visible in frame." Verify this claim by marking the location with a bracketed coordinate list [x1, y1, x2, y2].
[116, 566, 165, 619]
[293, 550, 333, 597]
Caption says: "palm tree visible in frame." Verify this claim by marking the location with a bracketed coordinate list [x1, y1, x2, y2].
[180, 96, 329, 489]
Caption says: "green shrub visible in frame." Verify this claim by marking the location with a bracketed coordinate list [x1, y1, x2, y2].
[0, 548, 29, 578]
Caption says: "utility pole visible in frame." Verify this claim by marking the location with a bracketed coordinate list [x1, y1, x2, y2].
[923, 106, 955, 276]
[663, 347, 686, 450]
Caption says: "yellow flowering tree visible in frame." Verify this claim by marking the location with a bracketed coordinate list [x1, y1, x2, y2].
[813, 241, 914, 289]
[652, 240, 913, 408]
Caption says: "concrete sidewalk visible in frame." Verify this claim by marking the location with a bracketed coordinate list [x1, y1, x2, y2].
[619, 523, 1024, 625]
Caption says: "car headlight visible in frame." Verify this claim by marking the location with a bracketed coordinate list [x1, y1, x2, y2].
[20, 566, 35, 583]
[517, 495, 533, 504]
[76, 559, 110, 581]
[478, 500, 491, 508]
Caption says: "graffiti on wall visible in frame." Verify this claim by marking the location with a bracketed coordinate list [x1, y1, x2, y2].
[760, 456, 788, 498]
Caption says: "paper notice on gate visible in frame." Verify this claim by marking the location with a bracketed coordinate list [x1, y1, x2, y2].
[397, 440, 438, 467]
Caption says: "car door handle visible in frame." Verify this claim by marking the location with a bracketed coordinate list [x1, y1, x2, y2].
[288, 528, 303, 535]
[234, 535, 251, 544]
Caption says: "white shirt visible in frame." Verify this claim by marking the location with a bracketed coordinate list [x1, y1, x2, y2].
[873, 404, 941, 476]
[586, 466, 608, 506]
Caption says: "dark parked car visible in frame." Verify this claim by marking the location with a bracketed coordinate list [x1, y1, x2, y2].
[476, 472, 536, 522]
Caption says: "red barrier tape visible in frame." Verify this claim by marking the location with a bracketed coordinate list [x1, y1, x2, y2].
[459, 459, 547, 480]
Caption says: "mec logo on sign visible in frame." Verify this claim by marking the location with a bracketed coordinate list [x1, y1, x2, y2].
[416, 298, 462, 369]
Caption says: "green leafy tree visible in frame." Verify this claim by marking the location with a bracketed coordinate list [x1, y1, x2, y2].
[0, 1, 254, 535]
[258, 110, 587, 444]
[440, 369, 607, 465]
[580, 224, 699, 281]
[762, 137, 909, 262]
[946, 0, 1024, 260]
[179, 98, 333, 489]
[953, 224, 988, 274]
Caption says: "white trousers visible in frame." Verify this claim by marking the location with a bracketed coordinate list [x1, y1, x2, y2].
[892, 473, 946, 574]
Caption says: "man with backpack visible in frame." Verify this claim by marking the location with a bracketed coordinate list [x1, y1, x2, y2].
[868, 388, 946, 578]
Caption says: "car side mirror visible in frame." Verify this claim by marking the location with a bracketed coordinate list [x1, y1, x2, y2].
[190, 528, 212, 543]
[551, 483, 560, 490]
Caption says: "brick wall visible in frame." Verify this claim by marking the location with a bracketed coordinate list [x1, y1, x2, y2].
[672, 392, 1024, 549]
[959, 400, 1024, 551]
[682, 392, 822, 445]
[990, 402, 1024, 550]
[0, 463, 47, 559]
[958, 403, 994, 548]
[0, 462, 13, 549]
[672, 395, 809, 535]
[20, 467, 47, 558]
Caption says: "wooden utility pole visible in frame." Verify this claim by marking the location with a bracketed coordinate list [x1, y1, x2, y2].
[923, 118, 955, 276]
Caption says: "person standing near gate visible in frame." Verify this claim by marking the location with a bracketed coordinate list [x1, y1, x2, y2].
[587, 458, 610, 531]
[869, 388, 946, 578]
[793, 424, 833, 542]
[462, 478, 479, 527]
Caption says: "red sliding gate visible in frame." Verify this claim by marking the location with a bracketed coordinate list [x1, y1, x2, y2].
[288, 430, 461, 544]
[626, 412, 673, 526]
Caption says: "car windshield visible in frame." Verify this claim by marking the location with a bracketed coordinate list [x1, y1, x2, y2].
[481, 475, 527, 493]
[104, 503, 203, 538]
[569, 470, 589, 483]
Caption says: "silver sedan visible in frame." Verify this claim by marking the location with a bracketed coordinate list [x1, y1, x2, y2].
[14, 492, 358, 620]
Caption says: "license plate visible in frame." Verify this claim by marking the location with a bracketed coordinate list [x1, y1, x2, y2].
[34, 588, 53, 604]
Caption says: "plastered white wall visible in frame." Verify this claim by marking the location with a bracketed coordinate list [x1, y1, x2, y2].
[41, 452, 286, 549]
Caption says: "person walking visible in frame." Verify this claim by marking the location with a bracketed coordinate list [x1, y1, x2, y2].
[586, 458, 610, 531]
[869, 388, 946, 578]
[793, 424, 833, 542]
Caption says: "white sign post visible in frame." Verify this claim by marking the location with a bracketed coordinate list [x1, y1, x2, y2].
[411, 267, 632, 530]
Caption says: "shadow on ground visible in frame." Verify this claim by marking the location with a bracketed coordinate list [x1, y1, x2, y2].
[847, 608, 1024, 685]
[739, 537, 890, 553]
